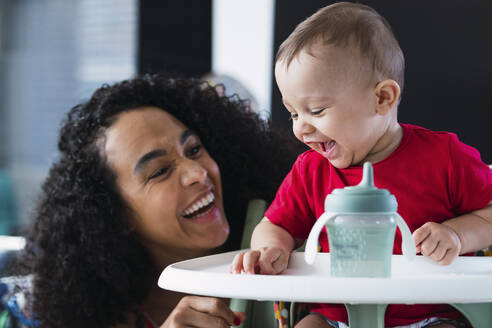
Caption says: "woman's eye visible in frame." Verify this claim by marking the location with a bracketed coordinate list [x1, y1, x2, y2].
[187, 144, 202, 157]
[149, 167, 170, 180]
[311, 108, 326, 115]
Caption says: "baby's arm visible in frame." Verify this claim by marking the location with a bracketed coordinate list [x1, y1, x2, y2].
[413, 201, 492, 265]
[230, 217, 302, 275]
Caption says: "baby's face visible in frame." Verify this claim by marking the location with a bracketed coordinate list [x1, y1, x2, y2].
[275, 44, 391, 168]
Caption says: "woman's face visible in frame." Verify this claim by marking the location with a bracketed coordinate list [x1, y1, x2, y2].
[104, 107, 229, 263]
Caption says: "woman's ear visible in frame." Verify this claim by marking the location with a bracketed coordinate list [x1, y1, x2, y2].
[374, 79, 400, 115]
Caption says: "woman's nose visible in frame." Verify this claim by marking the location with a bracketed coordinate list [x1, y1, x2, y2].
[180, 159, 207, 187]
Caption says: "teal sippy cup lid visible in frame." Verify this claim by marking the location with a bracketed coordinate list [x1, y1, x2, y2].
[305, 162, 416, 265]
[325, 162, 397, 213]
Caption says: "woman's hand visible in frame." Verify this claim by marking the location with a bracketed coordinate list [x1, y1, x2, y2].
[412, 221, 461, 265]
[161, 296, 245, 327]
[229, 246, 290, 275]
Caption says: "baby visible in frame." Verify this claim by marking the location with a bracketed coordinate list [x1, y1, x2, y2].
[231, 2, 492, 328]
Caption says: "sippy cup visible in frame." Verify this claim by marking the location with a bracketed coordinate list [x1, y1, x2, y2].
[304, 162, 416, 277]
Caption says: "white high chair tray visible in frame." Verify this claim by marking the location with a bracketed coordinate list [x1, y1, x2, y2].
[158, 250, 492, 304]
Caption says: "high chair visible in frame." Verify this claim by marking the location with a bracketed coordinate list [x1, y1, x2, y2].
[229, 199, 277, 327]
[231, 199, 492, 328]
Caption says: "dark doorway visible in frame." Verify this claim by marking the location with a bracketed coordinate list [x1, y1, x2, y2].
[138, 0, 212, 77]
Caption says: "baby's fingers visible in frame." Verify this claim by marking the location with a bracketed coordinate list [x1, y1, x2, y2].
[230, 251, 260, 274]
[258, 248, 287, 275]
[433, 234, 460, 265]
[420, 235, 439, 257]
[439, 247, 459, 265]
[230, 252, 245, 274]
[243, 250, 261, 274]
[428, 241, 447, 262]
[412, 224, 431, 250]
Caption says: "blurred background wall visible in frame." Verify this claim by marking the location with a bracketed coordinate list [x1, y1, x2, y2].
[0, 0, 138, 234]
[0, 0, 490, 236]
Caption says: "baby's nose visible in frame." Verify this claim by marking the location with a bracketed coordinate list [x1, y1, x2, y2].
[295, 116, 315, 135]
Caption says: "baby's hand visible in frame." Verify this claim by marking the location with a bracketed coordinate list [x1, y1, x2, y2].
[229, 247, 290, 275]
[412, 222, 462, 265]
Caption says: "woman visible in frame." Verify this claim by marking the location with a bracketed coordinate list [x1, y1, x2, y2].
[2, 74, 303, 327]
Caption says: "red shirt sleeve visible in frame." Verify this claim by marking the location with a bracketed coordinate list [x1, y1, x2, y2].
[447, 133, 492, 213]
[265, 154, 316, 239]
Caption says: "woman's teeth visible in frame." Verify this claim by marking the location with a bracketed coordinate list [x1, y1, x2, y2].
[183, 192, 215, 217]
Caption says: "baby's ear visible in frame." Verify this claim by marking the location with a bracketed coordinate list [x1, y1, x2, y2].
[374, 79, 400, 115]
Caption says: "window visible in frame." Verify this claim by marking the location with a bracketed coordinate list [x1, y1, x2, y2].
[0, 0, 137, 233]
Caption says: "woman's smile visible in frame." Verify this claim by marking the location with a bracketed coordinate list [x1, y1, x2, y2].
[182, 190, 215, 218]
[181, 189, 222, 224]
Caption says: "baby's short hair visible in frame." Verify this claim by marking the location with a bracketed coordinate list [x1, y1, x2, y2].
[276, 2, 405, 91]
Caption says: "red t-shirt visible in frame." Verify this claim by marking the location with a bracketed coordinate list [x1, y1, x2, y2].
[265, 124, 492, 326]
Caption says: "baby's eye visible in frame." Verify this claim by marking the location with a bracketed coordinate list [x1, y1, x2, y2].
[311, 108, 326, 115]
[288, 112, 298, 121]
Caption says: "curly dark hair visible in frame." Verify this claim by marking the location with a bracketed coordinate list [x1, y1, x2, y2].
[20, 74, 303, 327]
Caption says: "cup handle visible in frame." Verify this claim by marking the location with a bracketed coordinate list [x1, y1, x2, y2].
[304, 212, 337, 265]
[395, 213, 416, 260]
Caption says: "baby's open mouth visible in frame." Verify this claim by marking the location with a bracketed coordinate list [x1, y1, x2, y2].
[321, 140, 336, 153]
